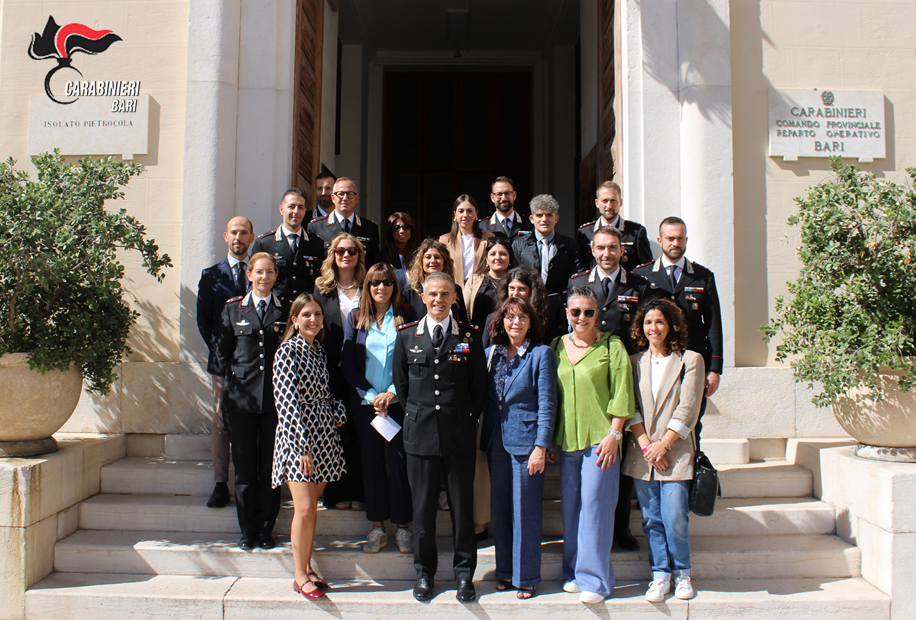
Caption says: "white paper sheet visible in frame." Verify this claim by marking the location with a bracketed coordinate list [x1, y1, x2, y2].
[370, 413, 402, 442]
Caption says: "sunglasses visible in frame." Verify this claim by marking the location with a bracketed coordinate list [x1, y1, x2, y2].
[392, 224, 410, 231]
[369, 279, 395, 287]
[334, 247, 359, 256]
[569, 308, 597, 318]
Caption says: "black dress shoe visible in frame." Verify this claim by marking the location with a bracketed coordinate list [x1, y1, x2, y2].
[615, 529, 640, 551]
[475, 526, 489, 542]
[258, 532, 276, 549]
[238, 532, 256, 550]
[456, 580, 476, 602]
[413, 576, 434, 601]
[207, 482, 230, 508]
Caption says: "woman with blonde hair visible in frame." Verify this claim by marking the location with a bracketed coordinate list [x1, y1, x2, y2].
[272, 293, 347, 600]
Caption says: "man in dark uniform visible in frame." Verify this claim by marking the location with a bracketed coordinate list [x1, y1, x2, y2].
[577, 181, 653, 271]
[307, 176, 380, 260]
[250, 188, 324, 299]
[634, 216, 723, 443]
[217, 255, 290, 551]
[567, 225, 648, 551]
[196, 215, 254, 508]
[306, 172, 336, 223]
[393, 272, 487, 603]
[479, 175, 535, 239]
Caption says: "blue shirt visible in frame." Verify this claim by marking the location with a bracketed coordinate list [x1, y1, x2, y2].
[362, 306, 398, 405]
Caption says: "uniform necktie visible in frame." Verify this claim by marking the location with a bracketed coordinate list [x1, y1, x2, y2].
[236, 262, 247, 294]
[540, 238, 551, 283]
[343, 218, 351, 234]
[667, 265, 678, 290]
[432, 324, 443, 349]
[604, 276, 616, 301]
[289, 233, 299, 255]
[257, 299, 267, 322]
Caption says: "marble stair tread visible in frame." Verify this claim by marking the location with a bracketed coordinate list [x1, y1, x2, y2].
[100, 458, 813, 499]
[25, 573, 889, 620]
[78, 494, 837, 538]
[53, 530, 860, 581]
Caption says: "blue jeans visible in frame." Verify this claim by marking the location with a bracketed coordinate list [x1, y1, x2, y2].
[633, 478, 691, 581]
[559, 445, 619, 597]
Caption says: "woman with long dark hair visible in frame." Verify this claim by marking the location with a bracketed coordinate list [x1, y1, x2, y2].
[463, 236, 518, 328]
[377, 212, 420, 290]
[439, 194, 494, 290]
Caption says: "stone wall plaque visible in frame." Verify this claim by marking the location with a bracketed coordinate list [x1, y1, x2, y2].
[28, 93, 150, 159]
[768, 89, 885, 163]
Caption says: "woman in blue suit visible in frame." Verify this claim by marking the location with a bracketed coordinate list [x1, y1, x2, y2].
[481, 296, 557, 599]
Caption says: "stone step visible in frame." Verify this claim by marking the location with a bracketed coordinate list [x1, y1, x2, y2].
[100, 458, 813, 499]
[25, 573, 889, 620]
[78, 493, 837, 538]
[53, 530, 860, 581]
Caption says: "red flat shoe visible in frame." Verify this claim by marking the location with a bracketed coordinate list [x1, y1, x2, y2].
[308, 572, 330, 592]
[293, 578, 325, 600]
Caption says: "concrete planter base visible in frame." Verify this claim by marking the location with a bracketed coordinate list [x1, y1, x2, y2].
[832, 367, 916, 450]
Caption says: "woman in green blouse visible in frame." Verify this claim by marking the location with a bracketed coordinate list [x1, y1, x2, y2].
[552, 286, 634, 604]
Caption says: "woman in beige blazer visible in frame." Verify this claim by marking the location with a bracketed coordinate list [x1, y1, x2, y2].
[439, 194, 493, 290]
[623, 298, 705, 604]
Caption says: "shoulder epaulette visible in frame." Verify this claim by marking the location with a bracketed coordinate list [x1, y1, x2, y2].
[257, 230, 275, 239]
[579, 220, 597, 229]
[398, 320, 420, 331]
[570, 270, 590, 279]
[361, 216, 376, 225]
[226, 296, 243, 304]
[312, 214, 330, 224]
[478, 216, 490, 221]
[691, 262, 710, 272]
[635, 261, 654, 270]
[458, 322, 482, 332]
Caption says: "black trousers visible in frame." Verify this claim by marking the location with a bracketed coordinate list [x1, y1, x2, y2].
[407, 451, 476, 581]
[223, 409, 282, 535]
[353, 402, 412, 525]
[322, 414, 365, 507]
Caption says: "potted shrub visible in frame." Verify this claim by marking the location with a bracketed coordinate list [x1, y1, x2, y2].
[763, 157, 916, 460]
[0, 151, 171, 456]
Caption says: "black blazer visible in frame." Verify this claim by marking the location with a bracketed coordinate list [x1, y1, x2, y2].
[393, 318, 488, 456]
[314, 285, 355, 399]
[217, 292, 290, 414]
[512, 231, 584, 293]
[197, 258, 244, 375]
[250, 228, 324, 299]
[401, 286, 469, 324]
[634, 257, 724, 374]
[567, 266, 648, 354]
[308, 212, 380, 261]
[577, 218, 653, 272]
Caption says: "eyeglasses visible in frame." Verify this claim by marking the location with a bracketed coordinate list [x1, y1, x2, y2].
[492, 191, 514, 197]
[392, 224, 409, 231]
[505, 314, 530, 323]
[334, 191, 357, 199]
[569, 308, 597, 318]
[334, 247, 359, 256]
[369, 279, 395, 287]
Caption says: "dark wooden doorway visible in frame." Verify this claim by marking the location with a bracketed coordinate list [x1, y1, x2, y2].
[383, 72, 533, 238]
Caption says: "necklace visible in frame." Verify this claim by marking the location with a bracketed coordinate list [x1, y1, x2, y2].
[338, 282, 358, 291]
[568, 333, 597, 348]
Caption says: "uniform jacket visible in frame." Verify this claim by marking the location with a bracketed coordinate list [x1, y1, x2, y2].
[567, 266, 648, 354]
[308, 210, 380, 261]
[217, 292, 290, 414]
[438, 230, 494, 290]
[393, 318, 488, 456]
[511, 231, 584, 293]
[577, 218, 653, 272]
[634, 257, 724, 374]
[622, 349, 705, 481]
[197, 258, 244, 375]
[480, 343, 557, 456]
[250, 228, 324, 300]
[478, 211, 534, 239]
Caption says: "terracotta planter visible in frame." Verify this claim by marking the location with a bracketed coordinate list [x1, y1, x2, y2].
[0, 353, 82, 457]
[832, 366, 916, 457]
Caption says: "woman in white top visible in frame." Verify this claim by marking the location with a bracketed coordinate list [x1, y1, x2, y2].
[439, 194, 494, 290]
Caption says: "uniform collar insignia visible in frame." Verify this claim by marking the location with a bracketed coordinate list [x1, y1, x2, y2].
[652, 257, 663, 272]
[415, 320, 425, 336]
[240, 292, 253, 307]
[685, 259, 694, 274]
[620, 269, 628, 284]
[451, 320, 460, 337]
[587, 267, 598, 283]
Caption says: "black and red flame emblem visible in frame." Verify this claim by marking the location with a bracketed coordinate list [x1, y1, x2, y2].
[28, 16, 122, 104]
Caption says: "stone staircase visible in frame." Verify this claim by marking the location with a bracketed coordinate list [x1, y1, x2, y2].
[24, 437, 890, 619]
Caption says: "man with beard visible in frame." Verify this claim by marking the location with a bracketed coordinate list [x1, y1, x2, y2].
[307, 172, 336, 223]
[196, 215, 255, 508]
[577, 181, 652, 271]
[479, 176, 534, 239]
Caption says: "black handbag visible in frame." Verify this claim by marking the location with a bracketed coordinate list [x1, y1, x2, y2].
[689, 442, 722, 517]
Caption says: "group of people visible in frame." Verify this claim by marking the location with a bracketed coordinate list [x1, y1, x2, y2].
[196, 173, 723, 605]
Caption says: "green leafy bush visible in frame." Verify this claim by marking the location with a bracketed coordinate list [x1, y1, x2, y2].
[0, 151, 171, 394]
[763, 156, 916, 407]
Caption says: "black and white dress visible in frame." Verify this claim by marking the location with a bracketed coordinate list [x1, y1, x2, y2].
[271, 334, 347, 487]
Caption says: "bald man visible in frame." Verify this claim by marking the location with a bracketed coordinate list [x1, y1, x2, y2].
[197, 215, 254, 508]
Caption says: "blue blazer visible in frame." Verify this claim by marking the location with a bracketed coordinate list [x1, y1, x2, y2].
[340, 303, 418, 412]
[480, 343, 557, 456]
[197, 258, 242, 375]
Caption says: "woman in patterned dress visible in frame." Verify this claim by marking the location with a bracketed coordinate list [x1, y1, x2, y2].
[272, 293, 347, 600]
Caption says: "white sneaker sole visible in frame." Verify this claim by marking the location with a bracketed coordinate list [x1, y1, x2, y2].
[563, 581, 580, 593]
[579, 591, 605, 604]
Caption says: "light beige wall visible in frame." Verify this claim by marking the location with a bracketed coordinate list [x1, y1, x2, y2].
[730, 0, 916, 366]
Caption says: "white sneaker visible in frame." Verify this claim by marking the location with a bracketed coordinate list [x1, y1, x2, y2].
[674, 574, 695, 600]
[579, 591, 605, 604]
[363, 528, 388, 553]
[562, 581, 580, 593]
[645, 578, 671, 602]
[396, 527, 413, 554]
[438, 491, 449, 511]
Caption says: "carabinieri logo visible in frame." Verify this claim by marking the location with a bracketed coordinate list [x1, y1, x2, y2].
[28, 16, 122, 105]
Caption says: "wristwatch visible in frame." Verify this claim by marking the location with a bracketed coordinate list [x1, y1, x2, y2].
[608, 429, 623, 440]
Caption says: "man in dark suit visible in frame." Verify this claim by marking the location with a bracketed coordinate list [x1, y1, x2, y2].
[479, 176, 534, 239]
[577, 181, 653, 271]
[196, 215, 254, 508]
[308, 176, 380, 260]
[306, 171, 336, 223]
[250, 188, 325, 299]
[567, 225, 648, 551]
[393, 272, 487, 603]
[634, 216, 723, 439]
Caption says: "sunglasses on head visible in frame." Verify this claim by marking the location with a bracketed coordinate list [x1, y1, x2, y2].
[569, 308, 597, 318]
[369, 279, 395, 287]
[334, 247, 359, 256]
